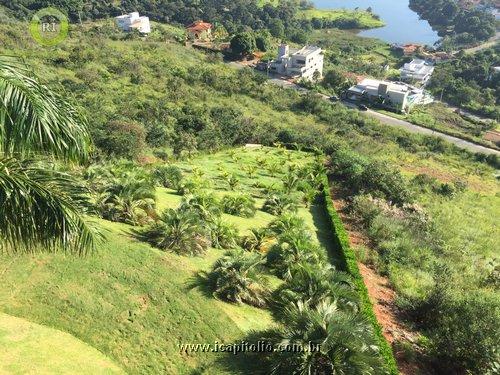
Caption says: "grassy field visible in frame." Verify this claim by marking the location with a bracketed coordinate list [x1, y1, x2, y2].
[298, 9, 385, 29]
[0, 313, 123, 374]
[0, 147, 340, 373]
[256, 0, 280, 6]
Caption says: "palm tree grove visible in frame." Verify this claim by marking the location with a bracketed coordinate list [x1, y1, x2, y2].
[0, 1, 499, 374]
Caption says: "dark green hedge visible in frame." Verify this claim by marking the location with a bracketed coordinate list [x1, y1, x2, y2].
[319, 174, 399, 375]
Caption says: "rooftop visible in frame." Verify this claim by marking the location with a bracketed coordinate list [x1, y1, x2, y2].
[187, 21, 213, 32]
[355, 78, 423, 95]
[292, 45, 322, 57]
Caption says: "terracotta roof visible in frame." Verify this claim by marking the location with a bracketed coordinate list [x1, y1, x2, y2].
[187, 21, 213, 32]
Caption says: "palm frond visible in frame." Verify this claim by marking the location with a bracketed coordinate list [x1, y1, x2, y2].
[0, 157, 99, 254]
[0, 55, 90, 161]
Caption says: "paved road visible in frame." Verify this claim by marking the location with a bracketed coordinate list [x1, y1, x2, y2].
[464, 31, 500, 54]
[267, 78, 500, 156]
[365, 110, 499, 155]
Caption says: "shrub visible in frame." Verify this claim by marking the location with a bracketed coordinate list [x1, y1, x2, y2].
[413, 286, 500, 374]
[153, 165, 183, 189]
[241, 228, 271, 252]
[209, 217, 239, 249]
[93, 120, 146, 159]
[272, 261, 359, 315]
[133, 209, 211, 256]
[267, 233, 325, 280]
[319, 174, 399, 374]
[262, 194, 298, 216]
[221, 194, 256, 218]
[207, 251, 269, 307]
[265, 299, 384, 374]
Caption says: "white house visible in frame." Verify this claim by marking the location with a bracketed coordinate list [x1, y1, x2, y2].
[115, 12, 151, 34]
[400, 59, 434, 84]
[346, 78, 434, 113]
[270, 44, 324, 81]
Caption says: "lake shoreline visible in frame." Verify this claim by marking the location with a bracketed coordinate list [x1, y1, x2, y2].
[311, 0, 440, 45]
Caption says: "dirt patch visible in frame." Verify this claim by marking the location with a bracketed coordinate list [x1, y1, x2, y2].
[331, 188, 422, 375]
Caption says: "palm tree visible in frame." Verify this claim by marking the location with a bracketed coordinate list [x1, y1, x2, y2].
[262, 193, 298, 216]
[180, 193, 221, 221]
[283, 171, 299, 194]
[207, 250, 269, 307]
[133, 209, 211, 256]
[241, 228, 270, 252]
[268, 213, 309, 238]
[91, 166, 156, 225]
[221, 194, 256, 218]
[153, 164, 183, 190]
[267, 299, 383, 374]
[267, 234, 324, 280]
[225, 174, 239, 191]
[209, 217, 239, 249]
[273, 262, 359, 315]
[0, 56, 97, 254]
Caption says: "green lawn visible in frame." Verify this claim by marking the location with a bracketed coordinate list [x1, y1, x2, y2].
[256, 0, 280, 6]
[0, 147, 340, 374]
[298, 9, 384, 29]
[0, 313, 123, 374]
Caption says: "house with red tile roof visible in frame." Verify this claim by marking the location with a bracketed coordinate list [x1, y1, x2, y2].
[186, 21, 213, 41]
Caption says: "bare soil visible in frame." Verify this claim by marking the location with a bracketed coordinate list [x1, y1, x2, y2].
[331, 189, 423, 375]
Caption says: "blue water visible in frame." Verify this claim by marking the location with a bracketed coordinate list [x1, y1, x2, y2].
[312, 0, 440, 45]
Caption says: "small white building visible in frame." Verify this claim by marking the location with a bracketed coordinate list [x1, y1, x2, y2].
[400, 59, 434, 84]
[270, 44, 324, 81]
[115, 12, 151, 34]
[346, 78, 434, 113]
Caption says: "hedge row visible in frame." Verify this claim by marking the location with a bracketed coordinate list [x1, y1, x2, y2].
[319, 174, 399, 375]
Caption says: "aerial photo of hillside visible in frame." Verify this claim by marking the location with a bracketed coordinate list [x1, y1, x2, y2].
[0, 0, 499, 374]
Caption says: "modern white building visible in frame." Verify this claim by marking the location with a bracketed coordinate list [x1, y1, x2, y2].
[346, 78, 434, 113]
[400, 59, 434, 84]
[115, 12, 151, 34]
[270, 44, 324, 81]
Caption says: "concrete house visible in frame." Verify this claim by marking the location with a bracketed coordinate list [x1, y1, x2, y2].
[270, 44, 324, 81]
[186, 21, 213, 41]
[115, 12, 151, 34]
[346, 78, 434, 113]
[400, 59, 434, 84]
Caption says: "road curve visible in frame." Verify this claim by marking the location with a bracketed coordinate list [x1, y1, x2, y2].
[267, 78, 499, 156]
[364, 109, 500, 156]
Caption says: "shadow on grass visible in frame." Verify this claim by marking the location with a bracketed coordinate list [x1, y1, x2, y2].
[185, 271, 214, 299]
[309, 201, 343, 269]
[213, 330, 274, 375]
[186, 275, 274, 374]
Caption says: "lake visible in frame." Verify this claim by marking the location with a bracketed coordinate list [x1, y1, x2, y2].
[312, 0, 440, 45]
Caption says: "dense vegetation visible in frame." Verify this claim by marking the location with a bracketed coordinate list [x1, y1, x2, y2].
[0, 16, 499, 375]
[0, 0, 381, 42]
[409, 0, 497, 47]
[428, 45, 500, 121]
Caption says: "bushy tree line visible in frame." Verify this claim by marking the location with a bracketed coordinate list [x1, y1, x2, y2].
[428, 46, 500, 120]
[409, 0, 496, 46]
[2, 0, 354, 42]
